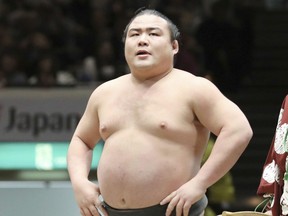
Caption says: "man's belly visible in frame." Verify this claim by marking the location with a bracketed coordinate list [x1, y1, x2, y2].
[97, 135, 199, 209]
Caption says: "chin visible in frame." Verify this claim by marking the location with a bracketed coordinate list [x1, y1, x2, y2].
[134, 62, 154, 69]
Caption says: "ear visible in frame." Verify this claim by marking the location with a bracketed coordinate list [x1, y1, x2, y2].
[172, 40, 179, 55]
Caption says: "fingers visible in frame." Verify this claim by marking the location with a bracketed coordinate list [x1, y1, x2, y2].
[80, 204, 99, 216]
[175, 199, 184, 216]
[165, 194, 178, 216]
[163, 191, 181, 216]
[167, 195, 189, 216]
[162, 191, 195, 216]
[160, 191, 176, 205]
[182, 202, 192, 216]
[79, 194, 107, 216]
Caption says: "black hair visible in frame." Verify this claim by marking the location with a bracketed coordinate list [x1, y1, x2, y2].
[122, 8, 181, 43]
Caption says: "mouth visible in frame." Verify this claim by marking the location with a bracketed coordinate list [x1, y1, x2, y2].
[136, 50, 151, 56]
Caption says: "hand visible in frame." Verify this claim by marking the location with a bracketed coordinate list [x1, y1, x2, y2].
[160, 179, 206, 216]
[73, 179, 108, 216]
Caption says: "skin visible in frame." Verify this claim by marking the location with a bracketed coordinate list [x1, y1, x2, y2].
[67, 14, 253, 216]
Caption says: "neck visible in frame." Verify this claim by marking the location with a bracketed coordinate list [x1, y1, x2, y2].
[131, 67, 173, 83]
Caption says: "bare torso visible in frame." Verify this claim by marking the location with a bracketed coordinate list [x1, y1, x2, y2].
[96, 69, 210, 208]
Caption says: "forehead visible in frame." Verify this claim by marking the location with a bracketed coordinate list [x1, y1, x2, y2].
[128, 14, 169, 31]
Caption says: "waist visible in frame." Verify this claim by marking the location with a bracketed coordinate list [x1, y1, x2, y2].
[102, 195, 208, 216]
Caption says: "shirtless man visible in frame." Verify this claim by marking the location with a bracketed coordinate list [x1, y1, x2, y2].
[67, 9, 253, 216]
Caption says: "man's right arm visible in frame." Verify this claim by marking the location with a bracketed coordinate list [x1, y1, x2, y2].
[67, 90, 104, 216]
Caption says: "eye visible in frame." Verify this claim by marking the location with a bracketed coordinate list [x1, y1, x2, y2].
[149, 32, 159, 36]
[129, 32, 139, 37]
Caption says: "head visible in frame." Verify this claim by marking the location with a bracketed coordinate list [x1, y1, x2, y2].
[122, 9, 180, 43]
[123, 9, 180, 79]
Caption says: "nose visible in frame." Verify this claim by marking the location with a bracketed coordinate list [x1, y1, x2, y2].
[138, 34, 148, 46]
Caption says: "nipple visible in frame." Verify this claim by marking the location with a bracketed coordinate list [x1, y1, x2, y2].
[100, 125, 107, 132]
[160, 121, 167, 129]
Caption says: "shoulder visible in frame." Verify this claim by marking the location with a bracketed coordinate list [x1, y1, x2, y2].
[172, 69, 222, 97]
[92, 74, 130, 96]
[88, 74, 130, 105]
[173, 69, 233, 111]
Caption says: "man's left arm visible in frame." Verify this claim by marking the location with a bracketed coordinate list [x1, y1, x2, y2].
[161, 78, 253, 216]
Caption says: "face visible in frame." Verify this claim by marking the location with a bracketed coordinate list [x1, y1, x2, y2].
[124, 14, 179, 78]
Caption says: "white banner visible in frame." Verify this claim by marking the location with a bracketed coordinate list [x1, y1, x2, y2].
[0, 87, 94, 141]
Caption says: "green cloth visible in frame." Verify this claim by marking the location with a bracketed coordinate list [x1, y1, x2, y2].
[202, 138, 235, 203]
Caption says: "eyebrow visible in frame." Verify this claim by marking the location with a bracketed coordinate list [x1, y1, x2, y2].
[128, 27, 162, 33]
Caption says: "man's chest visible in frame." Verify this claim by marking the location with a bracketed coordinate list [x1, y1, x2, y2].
[97, 90, 195, 138]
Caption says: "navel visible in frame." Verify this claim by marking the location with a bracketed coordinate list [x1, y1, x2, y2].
[121, 198, 126, 205]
